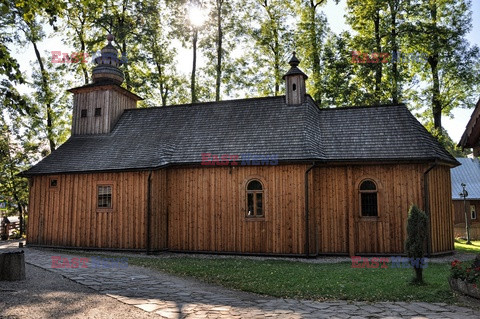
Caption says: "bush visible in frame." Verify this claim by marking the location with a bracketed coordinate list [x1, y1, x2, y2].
[9, 229, 22, 240]
[405, 205, 428, 284]
[450, 259, 480, 287]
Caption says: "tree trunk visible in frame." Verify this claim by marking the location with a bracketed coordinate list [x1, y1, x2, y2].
[429, 3, 442, 131]
[155, 60, 168, 107]
[215, 0, 223, 102]
[32, 41, 55, 152]
[310, 1, 321, 104]
[373, 11, 382, 105]
[273, 29, 280, 96]
[80, 37, 89, 84]
[191, 29, 198, 103]
[414, 266, 423, 283]
[389, 1, 399, 104]
[122, 40, 132, 91]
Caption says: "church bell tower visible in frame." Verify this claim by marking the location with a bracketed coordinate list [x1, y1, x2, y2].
[68, 34, 142, 135]
[283, 52, 308, 106]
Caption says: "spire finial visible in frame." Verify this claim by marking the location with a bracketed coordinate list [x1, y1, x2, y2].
[289, 51, 300, 67]
[107, 34, 114, 44]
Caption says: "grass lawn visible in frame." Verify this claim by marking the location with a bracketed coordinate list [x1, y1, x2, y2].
[126, 256, 455, 303]
[50, 247, 479, 304]
[454, 239, 480, 254]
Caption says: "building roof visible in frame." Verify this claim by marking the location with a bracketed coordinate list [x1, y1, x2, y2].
[23, 96, 458, 176]
[459, 98, 480, 149]
[451, 157, 480, 200]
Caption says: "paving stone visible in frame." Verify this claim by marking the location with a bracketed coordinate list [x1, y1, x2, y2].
[16, 247, 478, 319]
[135, 303, 164, 312]
[155, 309, 180, 319]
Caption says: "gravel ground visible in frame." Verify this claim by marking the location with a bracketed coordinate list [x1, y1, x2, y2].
[0, 264, 156, 319]
[41, 248, 476, 265]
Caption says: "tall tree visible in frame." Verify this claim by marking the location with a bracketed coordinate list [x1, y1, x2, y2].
[12, 4, 69, 152]
[407, 0, 480, 132]
[320, 31, 361, 107]
[0, 120, 32, 236]
[64, 0, 103, 85]
[137, 0, 187, 106]
[346, 0, 389, 105]
[241, 0, 294, 97]
[295, 0, 332, 105]
[95, 0, 143, 92]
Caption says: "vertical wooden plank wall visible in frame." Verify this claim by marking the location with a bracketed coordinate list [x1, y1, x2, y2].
[26, 163, 454, 255]
[166, 165, 308, 254]
[428, 165, 455, 253]
[71, 88, 136, 135]
[311, 164, 425, 255]
[27, 170, 167, 250]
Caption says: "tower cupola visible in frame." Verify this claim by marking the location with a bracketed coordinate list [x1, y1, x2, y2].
[283, 52, 308, 105]
[91, 34, 126, 85]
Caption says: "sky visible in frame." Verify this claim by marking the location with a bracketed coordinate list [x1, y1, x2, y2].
[9, 0, 480, 144]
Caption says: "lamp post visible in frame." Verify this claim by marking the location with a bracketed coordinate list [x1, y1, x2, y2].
[459, 183, 472, 245]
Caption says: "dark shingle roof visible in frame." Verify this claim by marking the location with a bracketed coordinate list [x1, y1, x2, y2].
[451, 157, 480, 200]
[23, 96, 458, 175]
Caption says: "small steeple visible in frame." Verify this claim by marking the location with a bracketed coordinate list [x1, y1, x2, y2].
[283, 52, 308, 105]
[91, 34, 125, 85]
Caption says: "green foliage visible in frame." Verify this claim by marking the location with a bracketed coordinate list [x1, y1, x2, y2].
[405, 0, 480, 131]
[405, 205, 428, 284]
[425, 124, 471, 158]
[242, 0, 295, 97]
[450, 259, 480, 285]
[2, 0, 480, 234]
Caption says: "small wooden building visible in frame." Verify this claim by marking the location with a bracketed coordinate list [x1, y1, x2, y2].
[23, 37, 458, 256]
[450, 158, 480, 240]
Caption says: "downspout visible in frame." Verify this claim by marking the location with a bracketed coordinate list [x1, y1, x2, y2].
[305, 161, 318, 257]
[423, 161, 438, 258]
[146, 171, 153, 255]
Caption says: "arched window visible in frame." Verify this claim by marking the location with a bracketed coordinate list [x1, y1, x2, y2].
[359, 180, 378, 217]
[246, 180, 263, 217]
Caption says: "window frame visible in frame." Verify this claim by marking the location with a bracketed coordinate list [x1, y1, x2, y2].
[471, 204, 477, 220]
[245, 179, 265, 219]
[96, 183, 114, 211]
[80, 109, 87, 118]
[359, 179, 379, 218]
[94, 107, 102, 117]
[49, 176, 59, 190]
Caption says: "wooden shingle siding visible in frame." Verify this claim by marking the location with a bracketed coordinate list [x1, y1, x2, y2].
[311, 164, 432, 255]
[166, 165, 308, 254]
[27, 170, 168, 251]
[26, 163, 454, 255]
[428, 165, 455, 253]
[71, 88, 136, 135]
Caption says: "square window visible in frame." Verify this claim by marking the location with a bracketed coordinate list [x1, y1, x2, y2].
[81, 109, 87, 118]
[50, 179, 58, 188]
[95, 108, 102, 117]
[97, 185, 112, 209]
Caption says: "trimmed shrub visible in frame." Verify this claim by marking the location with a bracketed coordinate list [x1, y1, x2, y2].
[405, 204, 428, 284]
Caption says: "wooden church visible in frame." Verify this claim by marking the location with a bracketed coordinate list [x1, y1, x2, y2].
[23, 36, 458, 256]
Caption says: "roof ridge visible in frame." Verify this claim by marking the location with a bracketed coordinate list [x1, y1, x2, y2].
[317, 103, 406, 111]
[124, 95, 287, 112]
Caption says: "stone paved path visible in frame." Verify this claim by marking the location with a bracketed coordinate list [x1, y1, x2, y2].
[1, 243, 479, 319]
